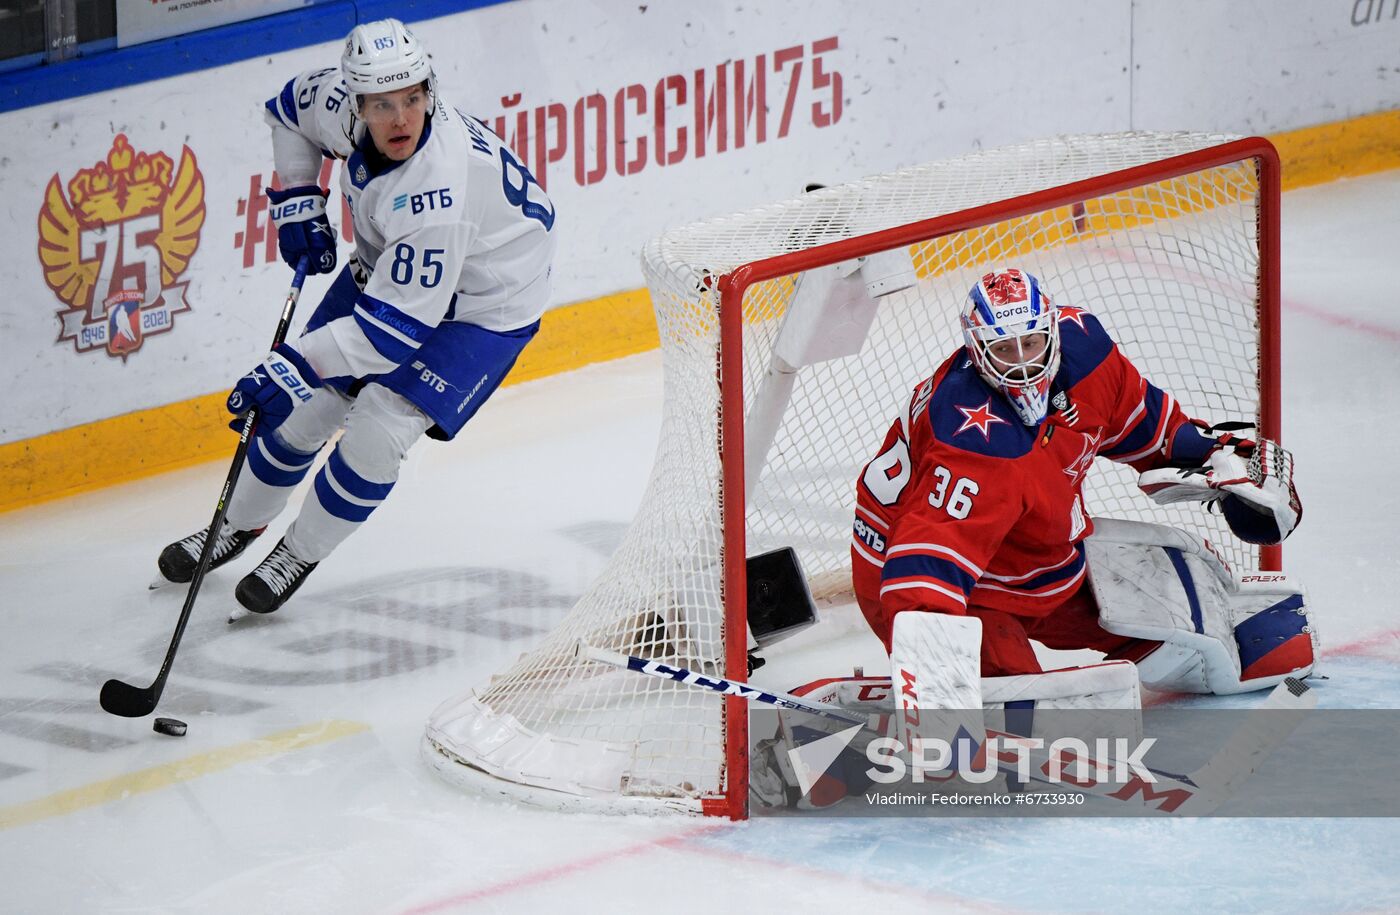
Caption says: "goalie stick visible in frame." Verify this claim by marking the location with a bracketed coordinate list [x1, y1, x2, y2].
[576, 641, 1316, 815]
[100, 257, 311, 719]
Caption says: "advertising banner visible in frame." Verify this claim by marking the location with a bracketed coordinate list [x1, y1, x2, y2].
[2, 0, 1397, 444]
[117, 0, 307, 49]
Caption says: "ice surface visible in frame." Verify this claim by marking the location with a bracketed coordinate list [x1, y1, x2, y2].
[1, 172, 1398, 914]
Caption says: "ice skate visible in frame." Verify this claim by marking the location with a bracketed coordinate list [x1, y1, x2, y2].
[234, 538, 318, 615]
[154, 522, 265, 587]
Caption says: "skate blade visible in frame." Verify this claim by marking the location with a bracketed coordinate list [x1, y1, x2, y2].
[227, 606, 250, 624]
[149, 574, 179, 590]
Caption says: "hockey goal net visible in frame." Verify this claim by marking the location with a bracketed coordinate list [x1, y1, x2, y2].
[423, 132, 1280, 817]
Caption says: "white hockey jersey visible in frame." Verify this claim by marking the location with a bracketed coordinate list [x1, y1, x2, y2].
[264, 68, 556, 381]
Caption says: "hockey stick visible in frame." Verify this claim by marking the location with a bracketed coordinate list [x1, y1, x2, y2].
[576, 641, 1316, 814]
[100, 257, 311, 719]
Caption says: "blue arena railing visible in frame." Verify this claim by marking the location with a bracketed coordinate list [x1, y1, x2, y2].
[0, 0, 504, 115]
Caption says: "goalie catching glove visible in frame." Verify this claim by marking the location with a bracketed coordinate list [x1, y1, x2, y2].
[1138, 439, 1302, 544]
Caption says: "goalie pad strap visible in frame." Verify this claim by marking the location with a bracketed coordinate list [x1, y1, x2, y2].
[791, 660, 1141, 712]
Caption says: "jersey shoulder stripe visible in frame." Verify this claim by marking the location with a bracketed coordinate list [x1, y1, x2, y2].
[1055, 308, 1116, 390]
[1100, 386, 1175, 461]
[266, 78, 299, 128]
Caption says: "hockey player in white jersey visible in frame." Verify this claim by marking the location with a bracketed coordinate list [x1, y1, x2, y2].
[156, 18, 556, 614]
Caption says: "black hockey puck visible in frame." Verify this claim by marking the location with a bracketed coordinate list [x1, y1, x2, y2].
[153, 717, 188, 737]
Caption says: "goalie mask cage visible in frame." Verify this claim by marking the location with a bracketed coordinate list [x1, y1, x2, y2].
[424, 132, 1281, 818]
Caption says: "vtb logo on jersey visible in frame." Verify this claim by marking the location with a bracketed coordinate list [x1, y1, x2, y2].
[38, 134, 205, 360]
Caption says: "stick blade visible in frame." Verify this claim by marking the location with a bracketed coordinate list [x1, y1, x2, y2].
[1185, 676, 1317, 810]
[99, 678, 158, 718]
[1271, 676, 1318, 710]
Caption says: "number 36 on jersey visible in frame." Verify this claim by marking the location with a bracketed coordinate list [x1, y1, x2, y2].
[861, 437, 980, 520]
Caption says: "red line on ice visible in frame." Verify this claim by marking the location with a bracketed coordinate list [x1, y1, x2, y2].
[1320, 627, 1400, 660]
[1284, 296, 1400, 343]
[397, 819, 1017, 913]
[396, 823, 728, 914]
[676, 841, 1026, 912]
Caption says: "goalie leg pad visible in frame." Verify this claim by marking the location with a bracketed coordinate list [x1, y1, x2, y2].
[766, 661, 1144, 804]
[982, 660, 1143, 757]
[1086, 519, 1316, 695]
[791, 660, 1141, 713]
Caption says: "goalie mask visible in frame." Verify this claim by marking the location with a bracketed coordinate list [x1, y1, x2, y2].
[961, 269, 1061, 426]
[342, 18, 437, 114]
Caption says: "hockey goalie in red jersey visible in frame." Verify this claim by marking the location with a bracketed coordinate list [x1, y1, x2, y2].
[750, 267, 1316, 809]
[850, 268, 1313, 698]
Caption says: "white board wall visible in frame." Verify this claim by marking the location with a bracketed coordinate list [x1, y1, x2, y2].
[1, 0, 1396, 442]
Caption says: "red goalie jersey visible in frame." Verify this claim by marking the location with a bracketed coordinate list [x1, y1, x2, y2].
[851, 305, 1225, 674]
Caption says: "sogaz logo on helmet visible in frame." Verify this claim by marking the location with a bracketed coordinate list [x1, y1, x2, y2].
[994, 304, 1031, 319]
[376, 71, 411, 84]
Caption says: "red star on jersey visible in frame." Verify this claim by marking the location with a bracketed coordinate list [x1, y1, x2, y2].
[955, 398, 1009, 440]
[1062, 430, 1103, 485]
[1058, 305, 1089, 332]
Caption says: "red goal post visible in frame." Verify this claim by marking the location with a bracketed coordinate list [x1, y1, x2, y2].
[425, 133, 1282, 820]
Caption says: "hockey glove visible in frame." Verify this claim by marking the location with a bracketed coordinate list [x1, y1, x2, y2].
[227, 344, 322, 433]
[266, 185, 337, 275]
[1138, 439, 1302, 544]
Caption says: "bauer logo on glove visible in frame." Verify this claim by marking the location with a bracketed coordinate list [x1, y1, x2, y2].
[266, 185, 338, 275]
[226, 344, 322, 432]
[1138, 438, 1302, 544]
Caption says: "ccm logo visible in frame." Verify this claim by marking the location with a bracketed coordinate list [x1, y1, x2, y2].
[857, 683, 891, 702]
[899, 667, 919, 729]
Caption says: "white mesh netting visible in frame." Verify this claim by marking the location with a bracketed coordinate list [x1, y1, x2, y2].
[423, 132, 1275, 814]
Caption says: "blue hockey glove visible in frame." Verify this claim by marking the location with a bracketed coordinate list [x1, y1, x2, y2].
[266, 185, 337, 275]
[227, 344, 322, 432]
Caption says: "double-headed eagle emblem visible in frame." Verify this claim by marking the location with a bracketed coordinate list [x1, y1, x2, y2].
[38, 133, 205, 357]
